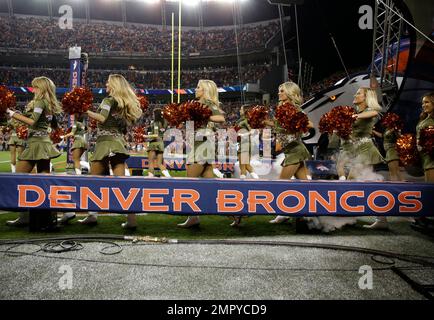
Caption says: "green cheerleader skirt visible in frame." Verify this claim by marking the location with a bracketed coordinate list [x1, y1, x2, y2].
[186, 140, 215, 165]
[19, 136, 61, 161]
[281, 141, 311, 166]
[353, 140, 384, 166]
[90, 135, 129, 162]
[8, 135, 25, 147]
[384, 147, 399, 163]
[420, 153, 434, 171]
[71, 136, 88, 151]
[147, 140, 164, 153]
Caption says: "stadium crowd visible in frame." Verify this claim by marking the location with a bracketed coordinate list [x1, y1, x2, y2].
[0, 16, 280, 55]
[0, 64, 271, 89]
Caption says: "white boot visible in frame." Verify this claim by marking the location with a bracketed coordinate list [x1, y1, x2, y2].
[269, 215, 290, 224]
[58, 212, 76, 224]
[78, 212, 98, 225]
[240, 174, 247, 179]
[364, 217, 389, 230]
[75, 168, 82, 175]
[147, 172, 154, 177]
[306, 175, 312, 180]
[213, 168, 224, 178]
[6, 212, 29, 226]
[177, 216, 200, 228]
[11, 164, 16, 173]
[250, 172, 260, 179]
[161, 169, 171, 178]
[291, 176, 296, 180]
[80, 161, 90, 171]
[339, 176, 347, 181]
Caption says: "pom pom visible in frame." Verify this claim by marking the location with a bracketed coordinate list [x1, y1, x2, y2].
[61, 87, 93, 115]
[0, 86, 16, 117]
[89, 118, 98, 131]
[419, 126, 434, 157]
[16, 125, 28, 140]
[162, 103, 185, 127]
[0, 125, 11, 135]
[396, 134, 420, 166]
[246, 105, 269, 129]
[318, 111, 334, 134]
[381, 112, 403, 131]
[137, 94, 149, 112]
[328, 106, 356, 139]
[133, 126, 146, 144]
[50, 127, 64, 144]
[182, 100, 212, 130]
[275, 102, 309, 134]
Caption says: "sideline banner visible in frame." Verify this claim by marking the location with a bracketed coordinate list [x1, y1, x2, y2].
[0, 174, 432, 216]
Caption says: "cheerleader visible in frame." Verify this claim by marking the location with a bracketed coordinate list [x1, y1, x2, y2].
[7, 119, 26, 173]
[268, 81, 312, 224]
[5, 76, 61, 227]
[307, 87, 384, 233]
[366, 123, 403, 229]
[178, 79, 225, 228]
[78, 74, 142, 230]
[347, 87, 384, 179]
[237, 105, 260, 179]
[412, 92, 434, 230]
[416, 92, 434, 181]
[63, 114, 88, 175]
[145, 108, 171, 178]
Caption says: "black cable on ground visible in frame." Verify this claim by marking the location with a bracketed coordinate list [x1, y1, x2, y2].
[1, 235, 434, 267]
[391, 266, 434, 301]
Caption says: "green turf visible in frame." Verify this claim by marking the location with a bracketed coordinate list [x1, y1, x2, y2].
[0, 211, 391, 240]
[0, 151, 186, 176]
[0, 151, 68, 173]
[0, 212, 299, 240]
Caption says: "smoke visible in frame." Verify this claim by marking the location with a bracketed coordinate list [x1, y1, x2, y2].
[351, 163, 385, 181]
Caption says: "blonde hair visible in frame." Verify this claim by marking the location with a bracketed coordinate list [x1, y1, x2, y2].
[107, 74, 142, 124]
[278, 82, 303, 107]
[28, 77, 61, 114]
[360, 87, 382, 112]
[197, 79, 220, 107]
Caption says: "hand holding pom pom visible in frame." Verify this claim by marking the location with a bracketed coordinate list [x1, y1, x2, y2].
[133, 126, 146, 144]
[50, 128, 65, 144]
[328, 106, 356, 139]
[162, 103, 185, 127]
[275, 102, 309, 134]
[16, 125, 28, 140]
[246, 105, 269, 129]
[381, 112, 403, 131]
[182, 100, 212, 130]
[396, 134, 420, 166]
[0, 86, 17, 118]
[419, 126, 434, 157]
[137, 94, 149, 113]
[61, 87, 93, 115]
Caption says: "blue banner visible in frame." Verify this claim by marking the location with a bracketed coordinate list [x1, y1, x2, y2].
[0, 174, 432, 217]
